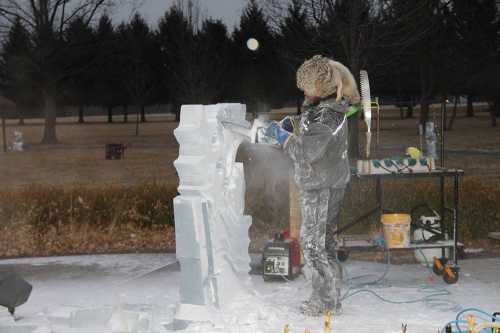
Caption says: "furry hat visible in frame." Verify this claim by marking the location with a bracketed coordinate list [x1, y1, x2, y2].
[296, 55, 360, 103]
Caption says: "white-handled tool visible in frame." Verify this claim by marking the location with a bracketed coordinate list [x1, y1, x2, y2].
[360, 70, 372, 158]
[220, 117, 269, 144]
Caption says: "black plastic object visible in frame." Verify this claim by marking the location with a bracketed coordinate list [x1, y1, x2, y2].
[105, 143, 126, 160]
[493, 312, 499, 333]
[0, 274, 33, 315]
[337, 250, 349, 262]
[445, 324, 452, 333]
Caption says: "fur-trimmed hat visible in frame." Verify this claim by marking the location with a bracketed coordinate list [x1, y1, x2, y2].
[297, 55, 340, 99]
[296, 55, 360, 103]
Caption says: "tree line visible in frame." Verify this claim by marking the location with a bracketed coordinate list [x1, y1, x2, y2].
[0, 0, 499, 153]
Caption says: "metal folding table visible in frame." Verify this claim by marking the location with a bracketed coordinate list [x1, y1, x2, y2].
[334, 168, 464, 283]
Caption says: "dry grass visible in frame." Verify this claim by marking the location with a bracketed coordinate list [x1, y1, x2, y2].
[0, 184, 177, 257]
[1, 107, 498, 190]
[1, 116, 179, 188]
[0, 107, 498, 257]
[0, 221, 175, 258]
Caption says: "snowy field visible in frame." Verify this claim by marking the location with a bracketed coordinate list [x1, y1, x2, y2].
[1, 254, 499, 333]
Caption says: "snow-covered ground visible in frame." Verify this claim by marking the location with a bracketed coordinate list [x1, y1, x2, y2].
[0, 254, 499, 333]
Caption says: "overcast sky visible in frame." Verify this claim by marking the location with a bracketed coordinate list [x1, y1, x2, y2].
[112, 0, 248, 29]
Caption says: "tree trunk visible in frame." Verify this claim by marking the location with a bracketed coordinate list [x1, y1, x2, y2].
[348, 114, 359, 158]
[135, 105, 140, 136]
[41, 91, 59, 144]
[18, 106, 24, 125]
[78, 105, 84, 123]
[466, 95, 474, 117]
[419, 62, 432, 126]
[420, 99, 430, 126]
[123, 105, 128, 123]
[447, 96, 458, 131]
[140, 105, 146, 122]
[406, 103, 414, 119]
[442, 96, 448, 131]
[399, 105, 405, 119]
[174, 103, 181, 122]
[491, 98, 499, 127]
[107, 106, 113, 123]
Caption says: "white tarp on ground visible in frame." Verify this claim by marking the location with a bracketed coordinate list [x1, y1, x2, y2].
[0, 254, 499, 333]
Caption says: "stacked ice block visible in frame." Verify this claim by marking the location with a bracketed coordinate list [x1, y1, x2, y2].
[173, 104, 253, 323]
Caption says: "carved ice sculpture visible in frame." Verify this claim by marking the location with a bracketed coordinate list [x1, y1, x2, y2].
[173, 104, 253, 324]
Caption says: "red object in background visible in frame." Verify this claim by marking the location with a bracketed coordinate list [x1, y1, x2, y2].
[282, 229, 290, 239]
[263, 229, 302, 281]
[281, 229, 301, 273]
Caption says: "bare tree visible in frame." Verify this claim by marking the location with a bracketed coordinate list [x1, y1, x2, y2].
[0, 0, 116, 144]
[262, 0, 444, 157]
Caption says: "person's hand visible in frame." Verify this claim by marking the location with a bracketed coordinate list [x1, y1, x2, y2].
[265, 121, 291, 146]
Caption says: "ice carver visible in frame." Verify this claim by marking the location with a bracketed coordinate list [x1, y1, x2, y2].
[265, 55, 360, 316]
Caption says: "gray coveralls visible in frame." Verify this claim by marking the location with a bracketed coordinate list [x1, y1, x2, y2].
[284, 96, 351, 314]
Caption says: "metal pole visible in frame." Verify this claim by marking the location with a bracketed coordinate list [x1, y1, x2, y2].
[441, 100, 446, 168]
[2, 116, 6, 153]
[440, 175, 446, 258]
[376, 97, 380, 153]
[376, 177, 383, 217]
[453, 172, 459, 266]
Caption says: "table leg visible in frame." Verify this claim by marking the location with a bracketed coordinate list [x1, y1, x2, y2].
[440, 176, 446, 258]
[376, 177, 383, 218]
[454, 173, 459, 266]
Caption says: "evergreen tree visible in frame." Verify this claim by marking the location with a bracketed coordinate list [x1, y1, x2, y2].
[454, 0, 500, 125]
[93, 15, 121, 123]
[196, 19, 233, 103]
[233, 0, 283, 115]
[279, 0, 314, 111]
[157, 5, 195, 120]
[63, 16, 96, 123]
[0, 18, 37, 124]
[0, 0, 114, 144]
[120, 13, 159, 123]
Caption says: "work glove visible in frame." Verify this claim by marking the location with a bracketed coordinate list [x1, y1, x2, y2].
[346, 104, 361, 118]
[265, 121, 292, 147]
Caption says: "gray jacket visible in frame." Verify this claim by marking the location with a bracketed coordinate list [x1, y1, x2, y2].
[284, 96, 351, 191]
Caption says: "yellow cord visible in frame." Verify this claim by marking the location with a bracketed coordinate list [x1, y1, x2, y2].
[471, 322, 500, 333]
[467, 315, 475, 333]
[325, 311, 332, 333]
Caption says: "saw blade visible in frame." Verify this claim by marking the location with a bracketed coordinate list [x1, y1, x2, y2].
[360, 70, 372, 132]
